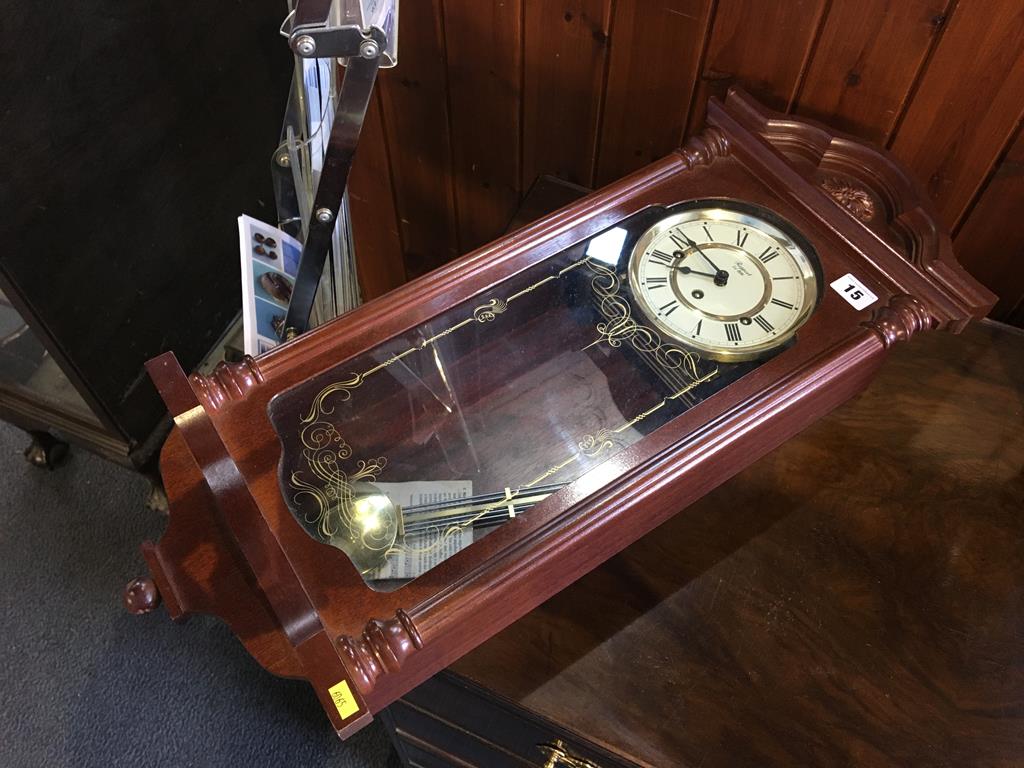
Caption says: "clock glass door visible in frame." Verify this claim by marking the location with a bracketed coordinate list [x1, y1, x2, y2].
[268, 199, 822, 590]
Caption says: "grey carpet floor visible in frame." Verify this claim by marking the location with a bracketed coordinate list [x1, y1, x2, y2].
[0, 421, 397, 767]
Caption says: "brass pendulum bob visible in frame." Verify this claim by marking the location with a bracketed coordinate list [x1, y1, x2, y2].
[328, 482, 402, 574]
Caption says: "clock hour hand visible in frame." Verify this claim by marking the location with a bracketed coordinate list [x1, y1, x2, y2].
[674, 265, 718, 279]
[677, 234, 729, 286]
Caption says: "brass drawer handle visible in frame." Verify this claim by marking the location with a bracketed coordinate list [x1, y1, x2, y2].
[539, 740, 604, 768]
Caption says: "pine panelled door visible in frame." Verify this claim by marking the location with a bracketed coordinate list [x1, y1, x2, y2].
[349, 0, 1024, 326]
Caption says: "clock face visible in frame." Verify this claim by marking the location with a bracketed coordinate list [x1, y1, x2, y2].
[628, 203, 820, 361]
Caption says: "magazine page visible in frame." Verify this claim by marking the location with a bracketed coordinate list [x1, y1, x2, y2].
[238, 214, 302, 355]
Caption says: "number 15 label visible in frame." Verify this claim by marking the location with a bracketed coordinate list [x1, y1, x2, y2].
[830, 273, 878, 311]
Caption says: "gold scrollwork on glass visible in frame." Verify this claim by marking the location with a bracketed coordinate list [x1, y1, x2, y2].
[473, 298, 508, 322]
[578, 428, 615, 458]
[583, 258, 702, 381]
[303, 373, 365, 421]
[289, 417, 391, 571]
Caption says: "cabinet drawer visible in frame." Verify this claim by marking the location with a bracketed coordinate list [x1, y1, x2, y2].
[383, 672, 638, 768]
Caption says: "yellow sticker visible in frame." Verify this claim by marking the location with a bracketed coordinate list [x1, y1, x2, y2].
[327, 680, 360, 720]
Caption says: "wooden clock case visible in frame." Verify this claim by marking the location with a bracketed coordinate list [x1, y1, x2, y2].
[126, 89, 993, 738]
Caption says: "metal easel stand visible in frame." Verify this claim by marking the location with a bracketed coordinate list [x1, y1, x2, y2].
[276, 0, 399, 338]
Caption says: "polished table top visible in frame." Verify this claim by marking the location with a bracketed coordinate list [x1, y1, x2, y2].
[451, 320, 1024, 767]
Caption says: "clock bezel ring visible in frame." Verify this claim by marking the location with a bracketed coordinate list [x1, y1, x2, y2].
[627, 199, 822, 362]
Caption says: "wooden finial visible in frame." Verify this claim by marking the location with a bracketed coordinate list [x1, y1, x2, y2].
[123, 577, 161, 615]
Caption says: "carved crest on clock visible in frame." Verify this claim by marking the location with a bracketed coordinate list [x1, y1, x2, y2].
[820, 176, 876, 222]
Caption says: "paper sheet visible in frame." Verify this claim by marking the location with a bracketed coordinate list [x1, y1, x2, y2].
[368, 480, 475, 581]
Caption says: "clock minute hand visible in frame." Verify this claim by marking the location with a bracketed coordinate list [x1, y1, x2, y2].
[680, 234, 729, 286]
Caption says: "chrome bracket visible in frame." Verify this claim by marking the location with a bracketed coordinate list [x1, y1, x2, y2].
[282, 0, 399, 66]
[280, 0, 399, 335]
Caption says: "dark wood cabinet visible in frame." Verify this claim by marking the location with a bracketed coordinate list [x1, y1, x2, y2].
[382, 319, 1024, 767]
[382, 673, 640, 767]
[126, 91, 994, 740]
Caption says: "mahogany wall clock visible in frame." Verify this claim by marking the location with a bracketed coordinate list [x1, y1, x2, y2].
[125, 90, 994, 738]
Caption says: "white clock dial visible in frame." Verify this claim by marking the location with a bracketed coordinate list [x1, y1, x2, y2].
[627, 204, 820, 361]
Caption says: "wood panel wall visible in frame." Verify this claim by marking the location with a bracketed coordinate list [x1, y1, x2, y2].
[350, 0, 1024, 325]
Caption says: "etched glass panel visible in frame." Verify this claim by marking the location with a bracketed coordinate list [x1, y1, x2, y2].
[268, 201, 820, 590]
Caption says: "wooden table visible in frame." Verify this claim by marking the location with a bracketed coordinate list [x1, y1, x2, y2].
[382, 319, 1024, 767]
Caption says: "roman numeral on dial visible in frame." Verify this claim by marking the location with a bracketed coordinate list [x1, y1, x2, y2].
[645, 276, 668, 287]
[725, 323, 742, 342]
[736, 230, 748, 248]
[669, 233, 688, 250]
[659, 300, 679, 316]
[758, 247, 778, 263]
[650, 250, 674, 266]
[770, 298, 795, 310]
[753, 314, 774, 332]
